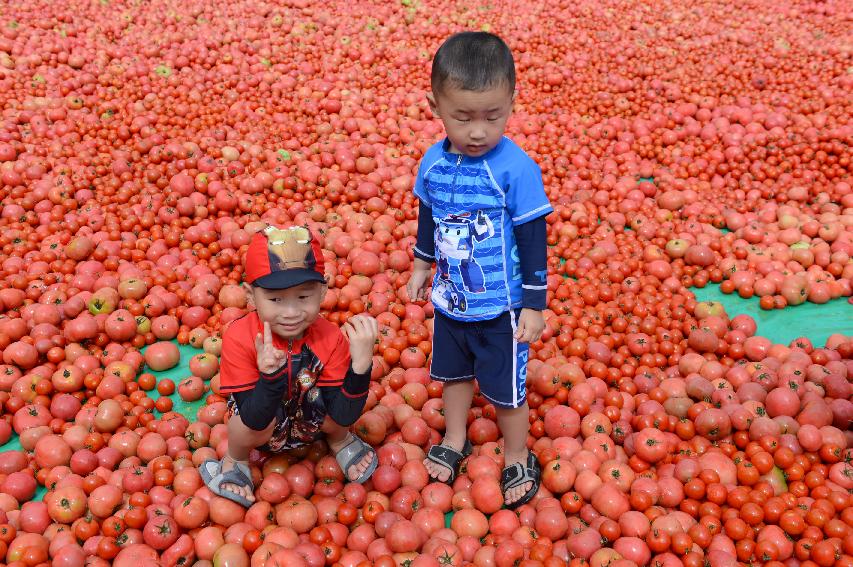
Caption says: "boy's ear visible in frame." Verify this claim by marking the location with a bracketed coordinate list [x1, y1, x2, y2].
[316, 279, 329, 302]
[243, 283, 256, 308]
[426, 92, 440, 119]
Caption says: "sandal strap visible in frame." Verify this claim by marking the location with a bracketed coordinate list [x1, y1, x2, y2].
[200, 457, 252, 485]
[222, 455, 251, 475]
[334, 435, 378, 484]
[426, 439, 473, 484]
[426, 439, 472, 461]
[209, 465, 254, 492]
[501, 453, 540, 491]
[335, 436, 371, 470]
[427, 444, 465, 464]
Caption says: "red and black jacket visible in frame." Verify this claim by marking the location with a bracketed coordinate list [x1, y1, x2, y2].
[219, 312, 371, 430]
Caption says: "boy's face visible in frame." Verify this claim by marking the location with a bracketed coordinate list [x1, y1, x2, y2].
[248, 281, 326, 341]
[427, 84, 514, 158]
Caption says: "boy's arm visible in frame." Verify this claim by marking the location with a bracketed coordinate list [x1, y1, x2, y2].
[219, 317, 293, 430]
[501, 153, 551, 312]
[320, 364, 372, 427]
[317, 326, 373, 427]
[513, 216, 548, 311]
[408, 202, 435, 302]
[235, 358, 373, 431]
[231, 364, 291, 431]
[414, 201, 436, 263]
[412, 146, 439, 264]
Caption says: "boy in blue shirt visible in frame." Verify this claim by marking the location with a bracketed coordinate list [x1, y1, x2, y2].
[407, 32, 552, 509]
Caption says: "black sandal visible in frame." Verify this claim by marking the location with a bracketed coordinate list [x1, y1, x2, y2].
[501, 451, 540, 510]
[425, 439, 472, 485]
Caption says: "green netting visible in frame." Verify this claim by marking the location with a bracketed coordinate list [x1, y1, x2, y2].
[692, 283, 853, 346]
[0, 340, 207, 502]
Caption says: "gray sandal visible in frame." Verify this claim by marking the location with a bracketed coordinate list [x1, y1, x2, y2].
[426, 439, 473, 485]
[200, 457, 254, 508]
[334, 435, 378, 484]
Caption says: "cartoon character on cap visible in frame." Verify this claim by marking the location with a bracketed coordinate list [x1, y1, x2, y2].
[245, 224, 327, 289]
[265, 225, 311, 270]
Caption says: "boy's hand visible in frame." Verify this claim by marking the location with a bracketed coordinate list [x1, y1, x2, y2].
[515, 309, 544, 344]
[407, 259, 432, 302]
[255, 321, 288, 375]
[343, 314, 378, 374]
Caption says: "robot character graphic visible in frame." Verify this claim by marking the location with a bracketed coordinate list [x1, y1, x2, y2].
[434, 210, 495, 313]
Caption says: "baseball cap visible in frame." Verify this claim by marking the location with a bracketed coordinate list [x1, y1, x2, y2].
[244, 224, 327, 289]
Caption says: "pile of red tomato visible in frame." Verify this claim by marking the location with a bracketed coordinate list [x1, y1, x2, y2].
[0, 0, 851, 566]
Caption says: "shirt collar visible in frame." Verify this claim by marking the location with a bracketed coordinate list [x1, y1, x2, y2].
[441, 137, 505, 163]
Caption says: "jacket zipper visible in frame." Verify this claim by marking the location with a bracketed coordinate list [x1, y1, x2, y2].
[287, 339, 293, 397]
[450, 153, 462, 205]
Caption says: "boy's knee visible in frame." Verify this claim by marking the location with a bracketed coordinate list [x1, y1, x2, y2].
[230, 412, 276, 434]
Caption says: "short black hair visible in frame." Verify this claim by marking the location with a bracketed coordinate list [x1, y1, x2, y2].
[431, 32, 515, 94]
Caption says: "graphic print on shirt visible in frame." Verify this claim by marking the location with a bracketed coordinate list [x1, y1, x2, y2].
[434, 210, 495, 314]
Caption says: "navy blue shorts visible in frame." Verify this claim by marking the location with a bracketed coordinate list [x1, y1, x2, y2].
[429, 309, 529, 408]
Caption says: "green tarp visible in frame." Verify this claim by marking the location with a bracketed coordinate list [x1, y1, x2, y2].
[0, 342, 207, 501]
[692, 283, 853, 347]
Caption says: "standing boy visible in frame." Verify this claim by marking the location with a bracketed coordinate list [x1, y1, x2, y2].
[407, 32, 552, 509]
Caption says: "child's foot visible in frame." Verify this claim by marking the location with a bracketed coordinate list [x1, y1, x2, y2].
[424, 435, 468, 483]
[328, 434, 377, 482]
[217, 456, 256, 504]
[501, 449, 541, 509]
[503, 449, 534, 507]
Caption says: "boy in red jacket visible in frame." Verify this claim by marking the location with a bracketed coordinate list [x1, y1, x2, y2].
[201, 224, 378, 506]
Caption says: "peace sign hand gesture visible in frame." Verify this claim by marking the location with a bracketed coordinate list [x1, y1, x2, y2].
[255, 321, 288, 375]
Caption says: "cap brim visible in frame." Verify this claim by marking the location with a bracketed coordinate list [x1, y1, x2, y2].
[251, 269, 326, 290]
